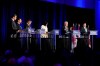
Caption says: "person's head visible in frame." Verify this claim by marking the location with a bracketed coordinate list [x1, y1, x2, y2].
[83, 23, 86, 27]
[27, 20, 32, 26]
[17, 18, 22, 24]
[64, 21, 68, 26]
[43, 21, 48, 26]
[12, 14, 17, 21]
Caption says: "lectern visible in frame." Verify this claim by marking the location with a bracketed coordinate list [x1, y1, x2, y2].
[90, 30, 98, 50]
[50, 29, 59, 51]
[73, 30, 80, 38]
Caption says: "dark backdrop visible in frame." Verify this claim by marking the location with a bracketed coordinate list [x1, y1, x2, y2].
[0, 0, 94, 44]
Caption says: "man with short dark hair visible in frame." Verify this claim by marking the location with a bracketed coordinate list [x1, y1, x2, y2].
[11, 14, 17, 30]
[8, 14, 17, 37]
[16, 18, 22, 33]
[81, 23, 91, 48]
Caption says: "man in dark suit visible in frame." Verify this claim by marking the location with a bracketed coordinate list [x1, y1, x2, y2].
[62, 21, 70, 36]
[81, 23, 90, 36]
[16, 18, 22, 33]
[61, 21, 71, 51]
[81, 23, 91, 48]
[15, 18, 23, 49]
[7, 14, 21, 49]
[6, 14, 18, 49]
[11, 14, 18, 33]
[8, 14, 17, 38]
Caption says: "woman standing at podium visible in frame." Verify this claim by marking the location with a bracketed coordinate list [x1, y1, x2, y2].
[40, 22, 48, 38]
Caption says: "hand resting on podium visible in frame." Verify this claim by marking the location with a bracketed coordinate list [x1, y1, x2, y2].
[16, 30, 23, 33]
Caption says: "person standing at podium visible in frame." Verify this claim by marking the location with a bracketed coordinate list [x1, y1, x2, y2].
[16, 18, 22, 33]
[7, 14, 17, 49]
[81, 23, 89, 36]
[25, 20, 32, 33]
[62, 21, 70, 37]
[8, 14, 18, 38]
[62, 21, 71, 51]
[81, 23, 91, 48]
[40, 22, 48, 38]
[15, 18, 23, 38]
[16, 18, 23, 49]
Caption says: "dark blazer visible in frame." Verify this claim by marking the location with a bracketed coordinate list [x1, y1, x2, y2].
[16, 23, 22, 30]
[12, 21, 17, 30]
[62, 26, 70, 35]
[8, 19, 17, 36]
[81, 27, 90, 36]
[15, 23, 22, 38]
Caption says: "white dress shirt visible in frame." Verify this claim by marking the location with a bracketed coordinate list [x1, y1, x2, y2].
[41, 25, 48, 33]
[84, 27, 87, 32]
[40, 25, 48, 38]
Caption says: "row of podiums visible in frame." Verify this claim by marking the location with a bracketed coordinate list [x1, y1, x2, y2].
[19, 29, 98, 51]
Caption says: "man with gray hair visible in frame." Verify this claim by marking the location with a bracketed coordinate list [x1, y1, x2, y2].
[62, 21, 69, 36]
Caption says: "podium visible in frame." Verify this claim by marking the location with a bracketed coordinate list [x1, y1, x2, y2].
[90, 30, 98, 50]
[20, 31, 36, 49]
[50, 29, 59, 51]
[73, 30, 80, 38]
[72, 30, 98, 50]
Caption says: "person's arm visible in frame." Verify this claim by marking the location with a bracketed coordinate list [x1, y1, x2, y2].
[87, 28, 90, 35]
[16, 25, 23, 33]
[81, 27, 85, 35]
[12, 21, 17, 30]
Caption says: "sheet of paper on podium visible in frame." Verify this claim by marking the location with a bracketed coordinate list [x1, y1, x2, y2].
[73, 30, 80, 35]
[90, 30, 98, 35]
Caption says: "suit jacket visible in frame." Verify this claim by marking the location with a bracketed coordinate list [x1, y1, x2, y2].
[7, 19, 17, 37]
[62, 26, 70, 35]
[81, 27, 90, 36]
[16, 23, 22, 30]
[15, 23, 22, 38]
[12, 21, 17, 30]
